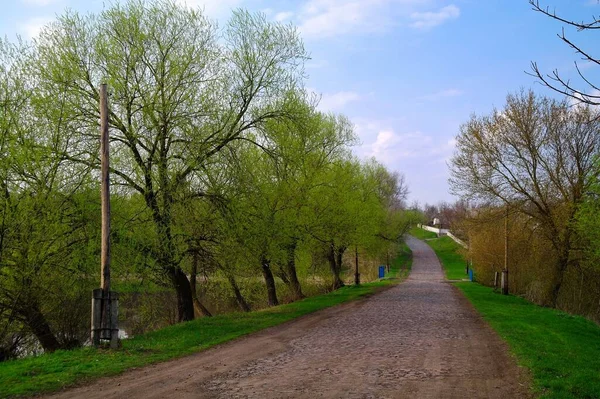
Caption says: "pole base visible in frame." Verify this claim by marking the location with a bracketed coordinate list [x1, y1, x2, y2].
[91, 289, 120, 348]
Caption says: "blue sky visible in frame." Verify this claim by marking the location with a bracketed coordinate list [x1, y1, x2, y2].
[1, 0, 599, 205]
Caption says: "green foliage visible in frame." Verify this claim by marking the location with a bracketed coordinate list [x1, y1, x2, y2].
[575, 170, 600, 270]
[0, 0, 415, 356]
[385, 242, 412, 279]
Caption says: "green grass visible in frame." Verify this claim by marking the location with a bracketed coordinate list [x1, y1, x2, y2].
[409, 226, 438, 240]
[423, 235, 600, 398]
[0, 253, 411, 398]
[456, 283, 600, 399]
[425, 236, 468, 280]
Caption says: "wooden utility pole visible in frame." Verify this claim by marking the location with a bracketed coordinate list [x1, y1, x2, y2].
[354, 246, 360, 285]
[100, 83, 111, 294]
[91, 84, 119, 348]
[502, 206, 509, 295]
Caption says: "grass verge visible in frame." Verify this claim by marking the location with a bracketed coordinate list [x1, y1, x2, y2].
[386, 242, 412, 279]
[409, 226, 438, 240]
[425, 236, 468, 280]
[423, 237, 600, 399]
[0, 253, 411, 398]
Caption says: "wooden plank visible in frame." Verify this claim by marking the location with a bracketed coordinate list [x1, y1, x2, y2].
[91, 288, 103, 346]
[109, 292, 119, 349]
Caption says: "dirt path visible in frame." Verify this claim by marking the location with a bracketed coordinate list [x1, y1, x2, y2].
[48, 236, 530, 399]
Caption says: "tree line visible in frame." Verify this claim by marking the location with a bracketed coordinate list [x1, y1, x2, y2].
[441, 1, 600, 322]
[0, 1, 417, 359]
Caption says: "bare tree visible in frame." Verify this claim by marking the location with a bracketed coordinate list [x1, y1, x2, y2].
[450, 90, 600, 306]
[529, 0, 600, 105]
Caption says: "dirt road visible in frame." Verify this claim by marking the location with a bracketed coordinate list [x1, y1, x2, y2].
[49, 236, 530, 398]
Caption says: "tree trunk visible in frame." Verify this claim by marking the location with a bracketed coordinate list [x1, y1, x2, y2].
[21, 302, 60, 353]
[276, 265, 291, 285]
[190, 251, 212, 317]
[147, 191, 195, 322]
[226, 273, 251, 312]
[193, 297, 212, 318]
[169, 267, 195, 322]
[261, 257, 279, 306]
[327, 243, 345, 290]
[550, 256, 568, 307]
[285, 241, 305, 300]
[550, 272, 564, 307]
[549, 236, 572, 307]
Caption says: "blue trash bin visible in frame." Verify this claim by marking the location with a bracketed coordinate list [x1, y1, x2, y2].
[468, 268, 474, 282]
[378, 265, 385, 278]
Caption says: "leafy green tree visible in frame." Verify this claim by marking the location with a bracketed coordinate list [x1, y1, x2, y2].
[31, 1, 307, 321]
[0, 39, 97, 352]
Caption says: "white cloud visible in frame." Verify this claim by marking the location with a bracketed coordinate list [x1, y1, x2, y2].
[19, 17, 53, 38]
[410, 4, 460, 29]
[371, 130, 401, 160]
[317, 90, 360, 111]
[568, 89, 600, 109]
[298, 0, 427, 38]
[274, 11, 294, 22]
[351, 117, 458, 203]
[299, 0, 378, 38]
[369, 130, 434, 162]
[297, 1, 459, 38]
[353, 118, 456, 164]
[174, 0, 243, 17]
[419, 88, 463, 101]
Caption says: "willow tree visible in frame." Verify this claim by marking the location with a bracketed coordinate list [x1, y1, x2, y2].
[215, 103, 356, 304]
[0, 38, 97, 352]
[32, 1, 307, 321]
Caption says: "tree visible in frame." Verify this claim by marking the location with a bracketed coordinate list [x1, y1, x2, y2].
[259, 108, 356, 299]
[450, 90, 600, 306]
[575, 176, 600, 268]
[0, 38, 97, 352]
[529, 0, 600, 105]
[32, 1, 307, 321]
[305, 158, 389, 289]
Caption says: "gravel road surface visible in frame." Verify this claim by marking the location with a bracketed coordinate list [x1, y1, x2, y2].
[48, 236, 530, 399]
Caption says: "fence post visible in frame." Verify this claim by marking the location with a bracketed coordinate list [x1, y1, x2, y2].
[501, 269, 509, 295]
[109, 292, 119, 349]
[354, 246, 360, 285]
[91, 289, 102, 346]
[494, 271, 499, 291]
